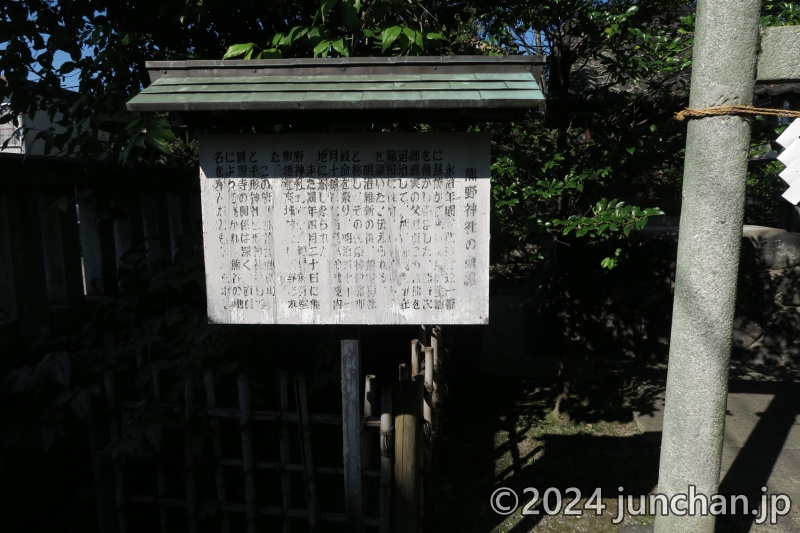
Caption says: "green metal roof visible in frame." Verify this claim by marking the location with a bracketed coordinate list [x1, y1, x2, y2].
[126, 56, 545, 122]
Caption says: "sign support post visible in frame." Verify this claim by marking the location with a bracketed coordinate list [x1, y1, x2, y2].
[341, 339, 364, 532]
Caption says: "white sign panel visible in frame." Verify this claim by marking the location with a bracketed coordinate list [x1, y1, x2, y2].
[199, 133, 490, 325]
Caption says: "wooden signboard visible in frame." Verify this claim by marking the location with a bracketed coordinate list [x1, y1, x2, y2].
[199, 133, 490, 324]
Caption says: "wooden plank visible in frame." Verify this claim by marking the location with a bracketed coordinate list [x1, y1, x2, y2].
[152, 366, 171, 533]
[0, 192, 17, 320]
[145, 80, 525, 94]
[277, 372, 292, 533]
[3, 187, 50, 336]
[38, 189, 84, 305]
[757, 25, 800, 82]
[113, 193, 137, 266]
[184, 373, 198, 533]
[129, 91, 542, 112]
[148, 74, 536, 88]
[104, 372, 128, 533]
[140, 190, 171, 268]
[167, 193, 184, 260]
[294, 377, 320, 531]
[379, 387, 393, 533]
[340, 340, 364, 533]
[203, 369, 231, 533]
[237, 374, 258, 533]
[77, 189, 118, 295]
[478, 89, 543, 101]
[142, 56, 545, 81]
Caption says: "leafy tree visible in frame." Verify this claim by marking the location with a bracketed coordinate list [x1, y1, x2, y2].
[221, 0, 452, 59]
[1, 0, 330, 162]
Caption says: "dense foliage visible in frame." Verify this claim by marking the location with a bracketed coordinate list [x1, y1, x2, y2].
[1, 4, 799, 520]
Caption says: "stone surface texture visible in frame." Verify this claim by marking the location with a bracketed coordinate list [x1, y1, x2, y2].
[736, 228, 800, 366]
[655, 1, 761, 532]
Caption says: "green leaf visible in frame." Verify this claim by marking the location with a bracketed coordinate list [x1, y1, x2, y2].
[223, 43, 255, 60]
[331, 38, 348, 56]
[313, 40, 331, 57]
[381, 26, 402, 51]
[341, 0, 359, 29]
[72, 387, 95, 419]
[40, 426, 57, 450]
[50, 351, 71, 386]
[8, 366, 33, 393]
[59, 61, 77, 74]
[261, 48, 282, 59]
[320, 0, 340, 22]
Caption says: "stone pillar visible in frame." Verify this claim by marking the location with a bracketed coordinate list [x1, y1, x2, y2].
[655, 1, 761, 532]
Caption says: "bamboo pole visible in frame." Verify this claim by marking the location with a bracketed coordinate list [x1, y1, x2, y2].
[204, 369, 231, 533]
[184, 373, 198, 533]
[294, 377, 319, 531]
[362, 375, 377, 470]
[392, 379, 422, 533]
[410, 339, 420, 378]
[398, 363, 410, 382]
[379, 387, 393, 533]
[278, 372, 292, 533]
[431, 327, 442, 424]
[422, 347, 434, 531]
[237, 374, 258, 533]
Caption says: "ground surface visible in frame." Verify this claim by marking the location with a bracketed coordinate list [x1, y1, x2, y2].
[430, 281, 800, 532]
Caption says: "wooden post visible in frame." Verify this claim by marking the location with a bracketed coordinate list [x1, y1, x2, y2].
[149, 365, 169, 533]
[294, 377, 319, 531]
[166, 192, 185, 260]
[87, 397, 113, 533]
[184, 373, 198, 533]
[113, 193, 144, 266]
[340, 339, 364, 533]
[392, 379, 422, 533]
[277, 372, 292, 533]
[237, 374, 257, 533]
[379, 387, 393, 533]
[103, 371, 127, 533]
[204, 369, 230, 533]
[3, 187, 50, 337]
[655, 1, 761, 532]
[141, 191, 169, 269]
